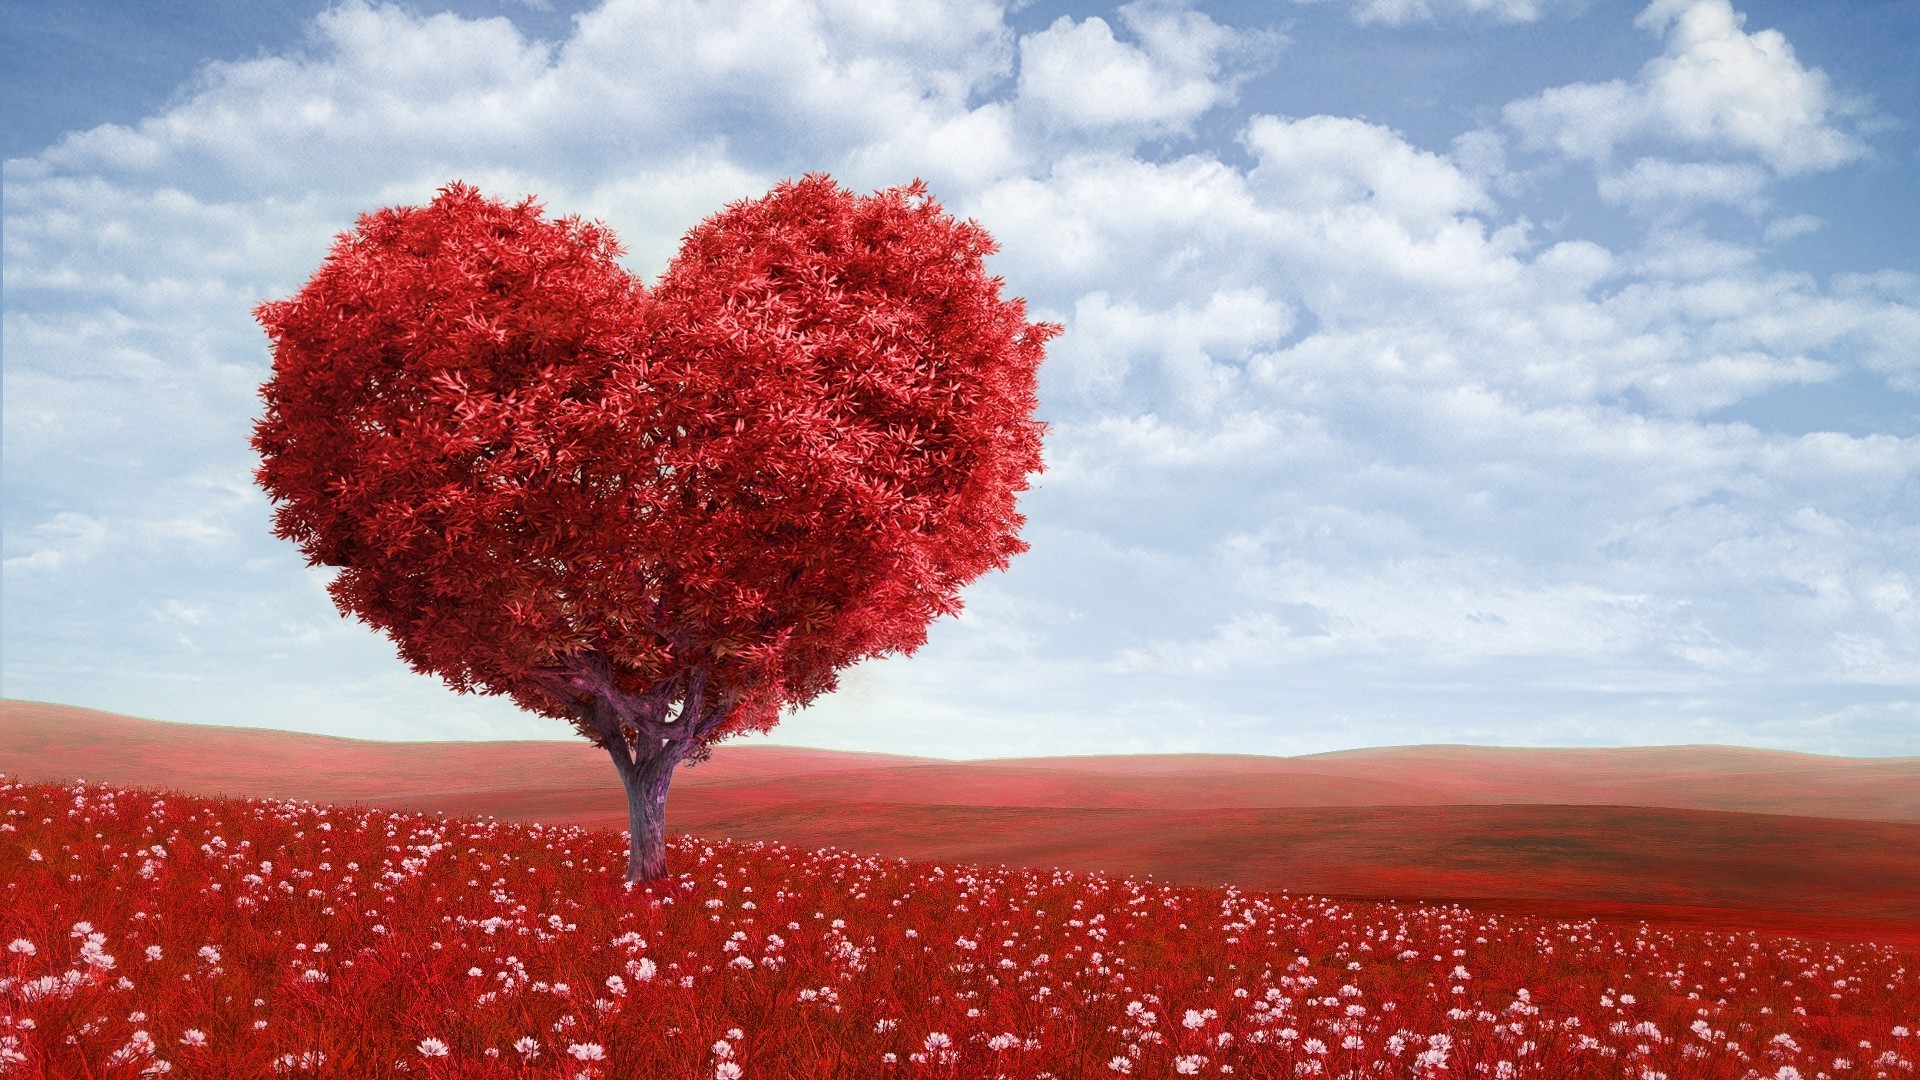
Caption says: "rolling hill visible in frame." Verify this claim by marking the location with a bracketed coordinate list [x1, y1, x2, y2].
[5, 697, 1916, 945]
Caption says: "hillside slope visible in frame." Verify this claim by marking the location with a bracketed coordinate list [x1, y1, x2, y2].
[5, 698, 1917, 944]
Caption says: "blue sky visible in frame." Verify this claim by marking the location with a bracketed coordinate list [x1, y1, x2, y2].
[4, 0, 1917, 758]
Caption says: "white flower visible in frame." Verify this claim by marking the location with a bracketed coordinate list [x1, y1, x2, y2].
[715, 1065, 741, 1080]
[513, 1037, 540, 1059]
[988, 1033, 1019, 1051]
[8, 940, 36, 956]
[1174, 1055, 1208, 1075]
[1415, 1032, 1452, 1070]
[417, 1038, 449, 1058]
[568, 1043, 606, 1061]
[606, 976, 626, 996]
[1108, 1057, 1133, 1073]
[180, 1030, 207, 1048]
[1183, 1009, 1207, 1030]
[923, 1032, 951, 1052]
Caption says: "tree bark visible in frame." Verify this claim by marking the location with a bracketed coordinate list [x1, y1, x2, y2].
[612, 734, 686, 883]
[531, 645, 728, 884]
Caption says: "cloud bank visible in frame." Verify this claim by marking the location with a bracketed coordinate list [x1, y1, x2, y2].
[4, 0, 1915, 756]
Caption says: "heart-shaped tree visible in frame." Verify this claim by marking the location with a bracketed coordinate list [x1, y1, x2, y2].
[251, 176, 1056, 881]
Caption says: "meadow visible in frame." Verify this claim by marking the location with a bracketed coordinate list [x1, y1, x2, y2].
[3, 773, 1914, 1079]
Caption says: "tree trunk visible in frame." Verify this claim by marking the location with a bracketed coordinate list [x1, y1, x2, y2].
[613, 737, 686, 883]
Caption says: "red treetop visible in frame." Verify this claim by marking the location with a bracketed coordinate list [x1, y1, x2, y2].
[252, 176, 1057, 753]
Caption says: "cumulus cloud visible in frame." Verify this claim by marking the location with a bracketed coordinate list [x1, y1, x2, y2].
[1504, 0, 1868, 176]
[968, 151, 1268, 296]
[18, 0, 1019, 202]
[1596, 157, 1771, 216]
[1245, 115, 1495, 228]
[1050, 288, 1294, 411]
[1015, 1, 1272, 138]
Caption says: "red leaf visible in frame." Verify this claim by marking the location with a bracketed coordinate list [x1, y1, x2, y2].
[251, 175, 1054, 730]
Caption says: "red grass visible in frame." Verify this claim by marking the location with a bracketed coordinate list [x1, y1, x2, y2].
[6, 701, 1919, 949]
[3, 774, 1915, 1079]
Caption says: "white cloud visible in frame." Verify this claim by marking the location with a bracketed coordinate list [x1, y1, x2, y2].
[1448, 128, 1512, 191]
[844, 102, 1025, 193]
[1596, 157, 1771, 216]
[1505, 0, 1867, 175]
[1631, 0, 1867, 173]
[1531, 239, 1616, 293]
[1762, 213, 1822, 244]
[1016, 1, 1268, 137]
[1289, 0, 1577, 26]
[1245, 115, 1494, 229]
[1110, 556, 1674, 675]
[18, 0, 1017, 202]
[4, 0, 1917, 757]
[4, 513, 110, 575]
[1632, 350, 1835, 414]
[967, 152, 1267, 294]
[1047, 410, 1314, 481]
[1051, 288, 1294, 410]
[24, 4, 553, 193]
[557, 0, 1016, 169]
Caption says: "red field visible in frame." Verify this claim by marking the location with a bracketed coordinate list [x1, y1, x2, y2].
[3, 698, 1916, 948]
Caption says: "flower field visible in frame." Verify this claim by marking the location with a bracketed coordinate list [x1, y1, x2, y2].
[1, 773, 1914, 1078]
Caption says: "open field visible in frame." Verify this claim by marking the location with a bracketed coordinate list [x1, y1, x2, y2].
[3, 773, 1915, 1077]
[4, 699, 1917, 948]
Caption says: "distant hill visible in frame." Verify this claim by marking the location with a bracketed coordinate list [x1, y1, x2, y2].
[5, 698, 1917, 945]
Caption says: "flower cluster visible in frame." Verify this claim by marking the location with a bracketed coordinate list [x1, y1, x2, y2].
[1, 775, 1914, 1077]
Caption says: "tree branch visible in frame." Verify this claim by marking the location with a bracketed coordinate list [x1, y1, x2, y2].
[676, 663, 708, 731]
[689, 698, 734, 742]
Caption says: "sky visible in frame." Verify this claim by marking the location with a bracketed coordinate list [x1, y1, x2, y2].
[4, 0, 1918, 760]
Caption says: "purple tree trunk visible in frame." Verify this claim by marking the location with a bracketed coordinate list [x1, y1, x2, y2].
[610, 736, 685, 883]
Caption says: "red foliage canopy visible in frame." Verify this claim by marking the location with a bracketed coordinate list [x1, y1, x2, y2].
[252, 177, 1056, 752]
